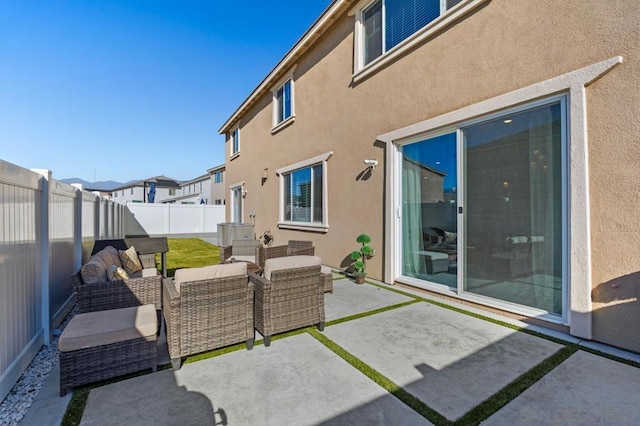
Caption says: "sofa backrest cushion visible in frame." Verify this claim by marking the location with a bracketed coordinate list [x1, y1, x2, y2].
[101, 246, 123, 268]
[264, 255, 321, 281]
[174, 262, 247, 293]
[81, 254, 109, 285]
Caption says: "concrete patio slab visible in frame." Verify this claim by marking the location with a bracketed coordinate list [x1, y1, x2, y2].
[81, 333, 430, 426]
[19, 363, 71, 426]
[323, 302, 563, 421]
[324, 281, 415, 322]
[484, 350, 640, 425]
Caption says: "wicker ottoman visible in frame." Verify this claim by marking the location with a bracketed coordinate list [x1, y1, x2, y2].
[421, 251, 450, 274]
[59, 304, 158, 396]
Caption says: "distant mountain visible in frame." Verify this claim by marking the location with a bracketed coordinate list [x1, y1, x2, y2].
[59, 178, 129, 191]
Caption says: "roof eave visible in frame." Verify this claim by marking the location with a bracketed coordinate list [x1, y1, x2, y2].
[217, 0, 350, 135]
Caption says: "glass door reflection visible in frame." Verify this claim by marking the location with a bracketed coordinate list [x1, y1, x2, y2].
[402, 132, 458, 289]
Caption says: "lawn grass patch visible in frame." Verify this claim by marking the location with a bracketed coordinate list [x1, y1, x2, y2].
[308, 329, 451, 425]
[157, 238, 221, 277]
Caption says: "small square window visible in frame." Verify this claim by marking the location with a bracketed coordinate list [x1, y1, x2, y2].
[273, 77, 295, 130]
[231, 128, 240, 156]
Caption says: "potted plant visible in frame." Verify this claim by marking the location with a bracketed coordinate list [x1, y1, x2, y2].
[350, 234, 374, 284]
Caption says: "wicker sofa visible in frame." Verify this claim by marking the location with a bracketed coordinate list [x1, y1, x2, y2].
[256, 240, 314, 269]
[71, 246, 162, 314]
[250, 256, 325, 346]
[163, 262, 254, 370]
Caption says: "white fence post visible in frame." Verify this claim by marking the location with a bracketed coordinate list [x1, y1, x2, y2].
[71, 184, 83, 270]
[32, 169, 51, 346]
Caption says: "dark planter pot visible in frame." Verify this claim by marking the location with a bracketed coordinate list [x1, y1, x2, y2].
[354, 274, 366, 284]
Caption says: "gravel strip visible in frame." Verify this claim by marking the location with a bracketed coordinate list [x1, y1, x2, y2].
[0, 306, 77, 426]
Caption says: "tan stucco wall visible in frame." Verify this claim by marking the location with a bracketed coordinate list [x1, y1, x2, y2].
[224, 0, 640, 351]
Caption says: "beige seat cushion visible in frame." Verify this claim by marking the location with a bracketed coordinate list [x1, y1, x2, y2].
[320, 265, 332, 275]
[59, 304, 157, 352]
[129, 268, 158, 279]
[264, 255, 321, 281]
[174, 263, 247, 293]
[224, 255, 255, 264]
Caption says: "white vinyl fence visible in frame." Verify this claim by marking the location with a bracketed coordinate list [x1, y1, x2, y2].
[125, 203, 225, 236]
[0, 160, 125, 402]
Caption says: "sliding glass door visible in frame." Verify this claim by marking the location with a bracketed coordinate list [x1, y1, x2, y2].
[400, 98, 565, 317]
[462, 102, 564, 314]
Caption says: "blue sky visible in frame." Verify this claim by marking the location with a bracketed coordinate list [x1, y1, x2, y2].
[0, 0, 331, 182]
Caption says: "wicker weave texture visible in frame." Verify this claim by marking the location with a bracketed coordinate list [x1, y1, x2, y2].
[59, 336, 157, 396]
[256, 244, 315, 269]
[251, 265, 325, 341]
[71, 272, 162, 313]
[163, 275, 254, 363]
[138, 253, 156, 269]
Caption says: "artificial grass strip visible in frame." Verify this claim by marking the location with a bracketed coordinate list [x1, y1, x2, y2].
[308, 329, 451, 425]
[454, 345, 578, 425]
[326, 299, 421, 327]
[157, 238, 221, 277]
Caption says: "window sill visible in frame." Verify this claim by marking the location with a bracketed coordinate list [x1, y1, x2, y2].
[229, 152, 240, 161]
[277, 222, 329, 233]
[271, 115, 296, 135]
[352, 0, 490, 85]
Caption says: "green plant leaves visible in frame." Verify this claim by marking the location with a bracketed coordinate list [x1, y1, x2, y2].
[350, 250, 362, 261]
[356, 234, 371, 244]
[361, 245, 373, 256]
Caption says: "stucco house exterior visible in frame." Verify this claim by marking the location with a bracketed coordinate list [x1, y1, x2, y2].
[207, 164, 226, 206]
[218, 0, 640, 353]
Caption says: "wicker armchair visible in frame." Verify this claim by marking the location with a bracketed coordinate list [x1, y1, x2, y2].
[221, 239, 261, 264]
[163, 263, 254, 370]
[251, 257, 325, 347]
[256, 240, 315, 270]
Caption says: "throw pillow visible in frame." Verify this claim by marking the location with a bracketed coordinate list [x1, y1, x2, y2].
[107, 264, 130, 282]
[118, 246, 143, 275]
[444, 231, 457, 245]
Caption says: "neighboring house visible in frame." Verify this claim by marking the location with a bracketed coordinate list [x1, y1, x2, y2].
[218, 1, 640, 353]
[112, 176, 181, 203]
[162, 173, 212, 204]
[207, 164, 226, 206]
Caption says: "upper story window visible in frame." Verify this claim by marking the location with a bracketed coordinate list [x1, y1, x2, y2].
[276, 152, 332, 233]
[214, 171, 223, 184]
[169, 188, 176, 196]
[272, 74, 296, 132]
[231, 127, 240, 156]
[356, 0, 466, 71]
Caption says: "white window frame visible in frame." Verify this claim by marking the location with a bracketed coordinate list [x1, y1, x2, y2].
[214, 170, 223, 184]
[229, 181, 245, 223]
[378, 56, 622, 340]
[230, 127, 240, 159]
[276, 151, 332, 233]
[350, 0, 490, 82]
[272, 70, 296, 133]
